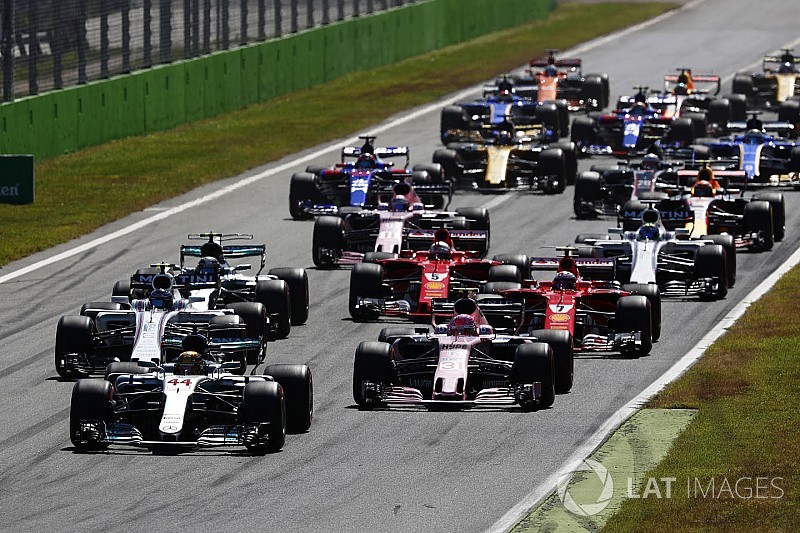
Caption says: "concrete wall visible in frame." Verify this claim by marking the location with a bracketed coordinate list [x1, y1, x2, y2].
[0, 0, 553, 160]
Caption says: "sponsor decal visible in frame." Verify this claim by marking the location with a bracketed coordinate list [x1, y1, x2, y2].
[425, 281, 445, 290]
[549, 313, 570, 323]
[440, 344, 468, 351]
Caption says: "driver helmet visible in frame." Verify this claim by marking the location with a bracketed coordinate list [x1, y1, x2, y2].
[448, 314, 476, 336]
[544, 65, 558, 77]
[673, 82, 689, 95]
[174, 350, 205, 375]
[496, 129, 514, 145]
[390, 196, 410, 212]
[641, 153, 661, 170]
[638, 223, 660, 241]
[552, 271, 577, 291]
[149, 288, 174, 310]
[629, 101, 648, 116]
[429, 241, 451, 260]
[357, 153, 376, 170]
[744, 128, 764, 143]
[633, 91, 647, 103]
[779, 61, 795, 74]
[497, 78, 514, 98]
[196, 256, 220, 276]
[691, 180, 715, 197]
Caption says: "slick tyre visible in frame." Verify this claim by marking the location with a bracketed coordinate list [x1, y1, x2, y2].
[353, 341, 392, 407]
[349, 263, 384, 321]
[264, 364, 313, 433]
[512, 343, 555, 409]
[240, 381, 286, 453]
[615, 296, 653, 357]
[268, 267, 310, 325]
[70, 379, 113, 450]
[255, 280, 291, 340]
[55, 315, 94, 378]
[529, 329, 574, 394]
[622, 283, 662, 342]
[312, 216, 345, 269]
[693, 245, 728, 300]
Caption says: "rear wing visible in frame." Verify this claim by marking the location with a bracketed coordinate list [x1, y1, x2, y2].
[405, 229, 488, 248]
[528, 257, 617, 281]
[617, 200, 694, 231]
[727, 121, 795, 135]
[430, 298, 523, 333]
[663, 73, 720, 95]
[529, 57, 581, 69]
[341, 146, 410, 167]
[130, 271, 220, 292]
[677, 169, 747, 188]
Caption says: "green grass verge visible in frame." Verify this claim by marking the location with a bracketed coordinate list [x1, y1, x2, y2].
[603, 266, 800, 532]
[0, 2, 676, 266]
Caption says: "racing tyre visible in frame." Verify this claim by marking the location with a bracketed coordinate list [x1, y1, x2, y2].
[529, 329, 573, 394]
[456, 207, 490, 257]
[55, 315, 94, 378]
[752, 192, 786, 241]
[112, 280, 131, 301]
[239, 380, 286, 453]
[412, 163, 445, 182]
[440, 105, 466, 142]
[377, 327, 418, 343]
[512, 343, 555, 409]
[778, 100, 800, 127]
[689, 144, 711, 161]
[615, 296, 652, 357]
[570, 116, 596, 145]
[668, 118, 695, 146]
[552, 99, 569, 138]
[732, 74, 754, 102]
[264, 364, 313, 433]
[268, 267, 310, 325]
[70, 379, 113, 449]
[363, 252, 398, 263]
[480, 281, 521, 294]
[573, 171, 602, 218]
[312, 216, 345, 269]
[538, 148, 566, 194]
[209, 315, 247, 374]
[554, 140, 578, 185]
[349, 263, 384, 321]
[724, 93, 747, 122]
[743, 201, 774, 252]
[706, 99, 731, 130]
[790, 147, 800, 173]
[228, 302, 268, 364]
[682, 112, 708, 138]
[622, 284, 662, 342]
[701, 235, 737, 288]
[433, 149, 461, 182]
[105, 362, 149, 382]
[492, 254, 531, 280]
[289, 172, 320, 220]
[353, 341, 392, 407]
[582, 75, 605, 111]
[254, 280, 291, 340]
[693, 245, 728, 300]
[535, 103, 560, 140]
[487, 265, 522, 284]
[131, 267, 159, 299]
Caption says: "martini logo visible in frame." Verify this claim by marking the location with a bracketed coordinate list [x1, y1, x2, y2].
[557, 459, 614, 516]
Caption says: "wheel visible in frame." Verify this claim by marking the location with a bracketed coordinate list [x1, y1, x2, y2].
[480, 281, 522, 294]
[732, 73, 754, 103]
[582, 75, 605, 111]
[668, 117, 695, 146]
[239, 380, 286, 453]
[528, 329, 573, 394]
[690, 144, 711, 161]
[706, 98, 731, 131]
[70, 379, 113, 449]
[455, 206, 490, 256]
[487, 264, 521, 283]
[268, 267, 310, 325]
[112, 280, 131, 301]
[702, 234, 737, 287]
[377, 327, 418, 343]
[264, 364, 313, 433]
[131, 267, 159, 299]
[778, 100, 799, 126]
[105, 361, 149, 382]
[752, 192, 785, 241]
[353, 341, 392, 406]
[254, 280, 291, 340]
[433, 148, 460, 182]
[600, 73, 610, 108]
[554, 99, 570, 138]
[492, 254, 530, 280]
[412, 163, 445, 182]
[622, 283, 661, 342]
[535, 103, 560, 139]
[682, 112, 707, 138]
[554, 140, 578, 185]
[570, 116, 596, 144]
[538, 148, 566, 194]
[573, 171, 602, 218]
[790, 147, 800, 173]
[289, 172, 320, 220]
[55, 315, 94, 378]
[349, 263, 384, 321]
[693, 244, 728, 300]
[615, 295, 652, 357]
[743, 201, 774, 252]
[209, 315, 247, 374]
[724, 93, 747, 121]
[440, 105, 466, 142]
[312, 216, 344, 269]
[512, 343, 555, 409]
[226, 302, 268, 364]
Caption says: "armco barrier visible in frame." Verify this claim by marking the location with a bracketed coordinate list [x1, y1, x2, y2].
[0, 0, 552, 161]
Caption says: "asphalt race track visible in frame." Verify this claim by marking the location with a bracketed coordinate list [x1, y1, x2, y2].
[1, 1, 799, 531]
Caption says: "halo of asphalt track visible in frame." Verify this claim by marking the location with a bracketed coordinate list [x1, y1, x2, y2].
[1, 1, 799, 531]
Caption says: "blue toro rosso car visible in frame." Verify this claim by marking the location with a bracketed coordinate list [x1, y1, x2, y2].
[289, 136, 452, 219]
[439, 77, 569, 145]
[692, 116, 800, 187]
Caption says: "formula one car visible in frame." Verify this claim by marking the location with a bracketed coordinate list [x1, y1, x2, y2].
[348, 230, 530, 321]
[311, 182, 490, 268]
[733, 49, 800, 109]
[289, 136, 451, 219]
[480, 250, 659, 358]
[577, 207, 730, 300]
[112, 232, 309, 341]
[69, 333, 312, 453]
[352, 297, 558, 409]
[434, 124, 577, 193]
[516, 49, 610, 111]
[691, 115, 800, 186]
[56, 266, 270, 378]
[570, 86, 699, 156]
[440, 77, 568, 144]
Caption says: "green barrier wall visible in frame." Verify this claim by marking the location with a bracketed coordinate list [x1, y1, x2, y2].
[0, 0, 553, 160]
